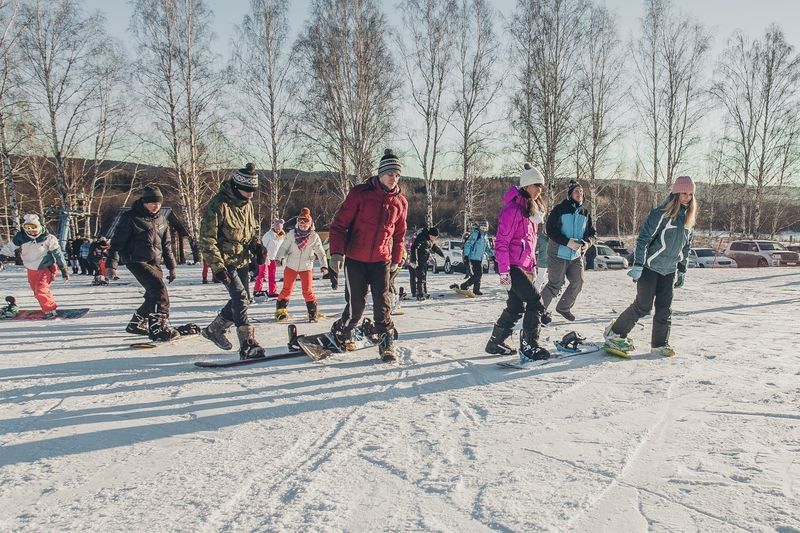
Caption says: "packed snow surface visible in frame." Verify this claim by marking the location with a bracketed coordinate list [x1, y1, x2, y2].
[0, 265, 798, 531]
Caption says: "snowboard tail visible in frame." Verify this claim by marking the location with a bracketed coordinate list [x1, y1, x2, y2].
[7, 308, 90, 320]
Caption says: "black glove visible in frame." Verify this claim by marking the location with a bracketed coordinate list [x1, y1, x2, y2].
[214, 269, 229, 284]
[168, 269, 177, 283]
[250, 241, 268, 265]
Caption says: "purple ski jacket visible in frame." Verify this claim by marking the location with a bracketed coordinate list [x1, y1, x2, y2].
[494, 186, 539, 274]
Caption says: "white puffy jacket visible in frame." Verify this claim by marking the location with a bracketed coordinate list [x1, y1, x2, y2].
[275, 230, 328, 272]
[261, 229, 285, 261]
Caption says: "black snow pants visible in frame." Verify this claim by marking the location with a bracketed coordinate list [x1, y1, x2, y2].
[612, 267, 674, 348]
[495, 266, 546, 338]
[340, 258, 394, 334]
[126, 262, 170, 317]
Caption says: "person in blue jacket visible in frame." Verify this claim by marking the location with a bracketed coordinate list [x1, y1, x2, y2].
[541, 179, 596, 321]
[452, 220, 493, 295]
[604, 176, 697, 357]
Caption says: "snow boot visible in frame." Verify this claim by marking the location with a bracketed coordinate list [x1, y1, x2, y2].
[44, 310, 58, 320]
[125, 312, 149, 335]
[201, 314, 234, 350]
[519, 330, 550, 362]
[485, 325, 517, 356]
[378, 330, 397, 363]
[557, 309, 576, 321]
[651, 344, 676, 357]
[275, 299, 289, 322]
[92, 275, 109, 286]
[237, 325, 265, 360]
[603, 320, 634, 353]
[331, 318, 355, 350]
[148, 313, 180, 342]
[306, 300, 320, 323]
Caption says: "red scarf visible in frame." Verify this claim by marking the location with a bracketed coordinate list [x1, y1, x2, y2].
[294, 228, 312, 250]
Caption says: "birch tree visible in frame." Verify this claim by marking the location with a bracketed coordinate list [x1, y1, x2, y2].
[401, 0, 456, 226]
[232, 0, 294, 223]
[295, 0, 399, 200]
[452, 0, 500, 232]
[631, 0, 709, 201]
[0, 0, 22, 238]
[509, 0, 588, 205]
[19, 0, 107, 212]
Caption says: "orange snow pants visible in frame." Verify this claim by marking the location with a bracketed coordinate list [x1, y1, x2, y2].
[27, 265, 57, 313]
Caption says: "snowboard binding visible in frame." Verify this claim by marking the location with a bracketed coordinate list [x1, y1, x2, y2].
[560, 331, 586, 351]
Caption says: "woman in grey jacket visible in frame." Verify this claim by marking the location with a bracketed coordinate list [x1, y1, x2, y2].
[603, 176, 697, 357]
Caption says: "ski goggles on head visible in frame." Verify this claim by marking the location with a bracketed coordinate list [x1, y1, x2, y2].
[297, 216, 311, 224]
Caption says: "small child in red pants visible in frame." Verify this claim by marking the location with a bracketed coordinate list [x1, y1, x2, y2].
[274, 208, 328, 322]
[1, 214, 70, 318]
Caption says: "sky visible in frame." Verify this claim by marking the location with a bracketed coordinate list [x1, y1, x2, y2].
[83, 0, 800, 180]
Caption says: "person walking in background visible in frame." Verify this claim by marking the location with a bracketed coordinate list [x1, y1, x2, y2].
[603, 176, 697, 358]
[409, 226, 443, 301]
[540, 179, 596, 322]
[485, 163, 550, 362]
[328, 149, 408, 362]
[273, 208, 328, 322]
[453, 220, 492, 296]
[254, 217, 285, 298]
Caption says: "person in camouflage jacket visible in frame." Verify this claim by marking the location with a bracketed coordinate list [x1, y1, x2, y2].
[199, 163, 267, 360]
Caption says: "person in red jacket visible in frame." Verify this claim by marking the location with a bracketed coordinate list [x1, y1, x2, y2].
[328, 149, 408, 362]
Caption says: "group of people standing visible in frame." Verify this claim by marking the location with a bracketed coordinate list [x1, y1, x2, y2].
[2, 148, 697, 365]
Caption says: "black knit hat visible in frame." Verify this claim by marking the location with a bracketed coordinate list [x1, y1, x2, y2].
[428, 227, 439, 237]
[377, 149, 402, 177]
[567, 179, 582, 201]
[141, 186, 164, 204]
[231, 163, 258, 192]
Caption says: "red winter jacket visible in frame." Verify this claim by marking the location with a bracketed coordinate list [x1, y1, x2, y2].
[329, 177, 408, 264]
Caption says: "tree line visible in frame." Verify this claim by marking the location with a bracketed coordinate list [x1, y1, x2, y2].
[0, 0, 799, 245]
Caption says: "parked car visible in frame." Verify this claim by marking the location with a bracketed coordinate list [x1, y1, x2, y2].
[688, 248, 737, 268]
[586, 244, 628, 270]
[431, 239, 490, 274]
[787, 244, 800, 254]
[598, 239, 634, 264]
[724, 240, 800, 267]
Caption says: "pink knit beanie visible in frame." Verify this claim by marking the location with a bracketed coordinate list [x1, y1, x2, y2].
[672, 176, 695, 194]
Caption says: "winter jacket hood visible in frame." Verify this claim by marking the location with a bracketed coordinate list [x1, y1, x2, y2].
[199, 180, 259, 273]
[495, 186, 540, 274]
[329, 176, 408, 264]
[108, 199, 176, 271]
[633, 203, 693, 275]
[275, 229, 327, 272]
[545, 198, 596, 261]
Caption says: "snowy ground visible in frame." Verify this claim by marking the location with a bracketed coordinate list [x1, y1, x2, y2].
[0, 263, 798, 532]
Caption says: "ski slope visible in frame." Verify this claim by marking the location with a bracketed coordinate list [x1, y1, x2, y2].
[0, 264, 798, 531]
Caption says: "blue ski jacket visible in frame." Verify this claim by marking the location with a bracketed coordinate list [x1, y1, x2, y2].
[545, 199, 596, 261]
[463, 229, 492, 261]
[633, 204, 693, 275]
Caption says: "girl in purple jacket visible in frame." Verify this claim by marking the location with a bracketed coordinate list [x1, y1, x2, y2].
[485, 163, 551, 362]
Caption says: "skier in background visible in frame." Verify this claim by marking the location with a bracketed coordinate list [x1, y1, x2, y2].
[603, 176, 697, 358]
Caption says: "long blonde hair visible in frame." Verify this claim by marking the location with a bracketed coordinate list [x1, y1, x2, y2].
[662, 193, 698, 229]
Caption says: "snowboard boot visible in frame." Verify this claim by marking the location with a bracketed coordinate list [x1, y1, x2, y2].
[201, 314, 234, 350]
[125, 312, 149, 335]
[519, 330, 550, 362]
[92, 275, 109, 286]
[44, 310, 58, 320]
[275, 299, 289, 322]
[651, 344, 676, 357]
[540, 311, 552, 326]
[378, 330, 397, 363]
[485, 325, 517, 356]
[449, 283, 459, 290]
[306, 300, 319, 323]
[603, 320, 634, 353]
[237, 324, 265, 360]
[331, 318, 355, 351]
[148, 313, 180, 343]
